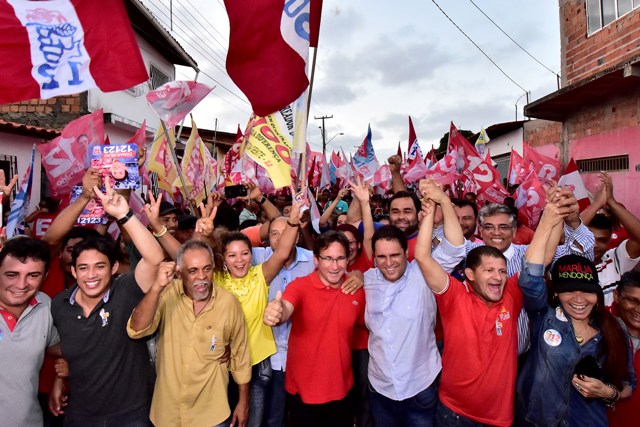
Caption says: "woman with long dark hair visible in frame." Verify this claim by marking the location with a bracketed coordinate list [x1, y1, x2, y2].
[516, 202, 635, 427]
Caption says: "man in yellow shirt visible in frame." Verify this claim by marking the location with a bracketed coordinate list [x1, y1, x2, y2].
[128, 240, 251, 427]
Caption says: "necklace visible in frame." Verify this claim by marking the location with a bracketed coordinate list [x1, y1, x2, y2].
[575, 334, 584, 344]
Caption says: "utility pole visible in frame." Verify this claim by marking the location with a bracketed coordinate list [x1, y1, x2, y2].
[315, 115, 333, 156]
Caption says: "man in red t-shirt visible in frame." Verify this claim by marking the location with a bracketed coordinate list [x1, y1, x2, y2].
[263, 231, 365, 427]
[416, 180, 522, 427]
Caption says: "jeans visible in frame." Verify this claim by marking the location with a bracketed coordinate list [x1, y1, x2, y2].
[263, 368, 286, 427]
[435, 401, 491, 427]
[286, 391, 353, 427]
[369, 381, 437, 427]
[63, 403, 151, 427]
[249, 359, 272, 427]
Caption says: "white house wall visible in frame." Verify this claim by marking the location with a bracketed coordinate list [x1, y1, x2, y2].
[487, 128, 524, 157]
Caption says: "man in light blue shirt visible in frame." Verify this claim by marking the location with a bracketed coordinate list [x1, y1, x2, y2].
[364, 182, 465, 427]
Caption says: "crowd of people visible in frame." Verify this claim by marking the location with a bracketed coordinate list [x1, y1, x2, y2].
[0, 156, 639, 427]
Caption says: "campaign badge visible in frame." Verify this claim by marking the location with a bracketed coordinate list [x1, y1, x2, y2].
[543, 329, 562, 347]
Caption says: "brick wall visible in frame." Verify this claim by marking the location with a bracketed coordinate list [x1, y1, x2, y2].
[524, 120, 562, 147]
[564, 87, 640, 140]
[0, 93, 88, 129]
[561, 0, 640, 86]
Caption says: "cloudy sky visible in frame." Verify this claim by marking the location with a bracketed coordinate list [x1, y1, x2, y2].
[141, 0, 561, 161]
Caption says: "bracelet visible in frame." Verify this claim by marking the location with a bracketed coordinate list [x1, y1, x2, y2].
[287, 219, 301, 227]
[152, 226, 168, 238]
[603, 383, 620, 408]
[116, 209, 134, 226]
[257, 195, 268, 205]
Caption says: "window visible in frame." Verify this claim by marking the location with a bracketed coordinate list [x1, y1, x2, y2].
[587, 0, 638, 35]
[149, 64, 171, 90]
[576, 155, 629, 172]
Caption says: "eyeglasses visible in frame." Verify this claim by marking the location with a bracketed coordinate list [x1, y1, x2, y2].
[318, 255, 348, 264]
[481, 224, 514, 232]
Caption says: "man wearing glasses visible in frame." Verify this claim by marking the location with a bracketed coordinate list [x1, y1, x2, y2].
[263, 231, 365, 427]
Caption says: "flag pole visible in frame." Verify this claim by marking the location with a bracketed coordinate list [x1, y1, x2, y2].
[159, 120, 197, 215]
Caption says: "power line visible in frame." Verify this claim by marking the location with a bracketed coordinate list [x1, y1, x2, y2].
[467, 0, 558, 76]
[430, 0, 528, 94]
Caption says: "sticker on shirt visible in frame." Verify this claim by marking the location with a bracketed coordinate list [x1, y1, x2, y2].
[496, 320, 503, 336]
[99, 308, 109, 327]
[543, 329, 562, 347]
[498, 306, 511, 321]
[555, 307, 568, 322]
[210, 335, 218, 352]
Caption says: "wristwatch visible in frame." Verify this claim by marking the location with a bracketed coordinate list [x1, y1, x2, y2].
[116, 209, 135, 226]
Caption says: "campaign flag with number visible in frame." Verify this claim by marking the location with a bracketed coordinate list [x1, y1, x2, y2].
[6, 145, 35, 238]
[37, 109, 104, 197]
[423, 151, 460, 187]
[146, 127, 177, 193]
[407, 116, 423, 162]
[514, 171, 547, 229]
[147, 81, 214, 128]
[523, 143, 562, 183]
[353, 125, 380, 182]
[242, 107, 295, 189]
[224, 0, 313, 116]
[0, 0, 148, 104]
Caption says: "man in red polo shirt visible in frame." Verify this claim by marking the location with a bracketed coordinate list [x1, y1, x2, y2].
[416, 180, 522, 427]
[263, 230, 365, 427]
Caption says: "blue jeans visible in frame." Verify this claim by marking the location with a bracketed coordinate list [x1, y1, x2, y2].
[264, 368, 286, 427]
[249, 359, 272, 427]
[63, 403, 151, 427]
[368, 381, 437, 427]
[435, 401, 491, 427]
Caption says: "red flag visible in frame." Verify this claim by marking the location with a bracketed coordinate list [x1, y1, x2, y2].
[309, 0, 323, 48]
[558, 159, 590, 212]
[224, 0, 309, 116]
[0, 0, 148, 104]
[37, 110, 104, 197]
[523, 143, 562, 182]
[514, 171, 546, 229]
[397, 141, 402, 158]
[407, 116, 423, 162]
[507, 149, 526, 186]
[146, 81, 214, 128]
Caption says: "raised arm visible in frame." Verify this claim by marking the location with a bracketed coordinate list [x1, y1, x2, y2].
[42, 168, 101, 247]
[243, 181, 281, 242]
[128, 261, 175, 334]
[414, 181, 449, 293]
[95, 181, 164, 293]
[349, 177, 374, 260]
[320, 188, 348, 228]
[600, 172, 640, 258]
[388, 155, 407, 193]
[262, 196, 304, 285]
[143, 191, 181, 260]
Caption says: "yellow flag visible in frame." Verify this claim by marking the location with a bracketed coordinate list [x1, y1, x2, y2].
[146, 126, 177, 193]
[175, 119, 217, 205]
[243, 107, 294, 188]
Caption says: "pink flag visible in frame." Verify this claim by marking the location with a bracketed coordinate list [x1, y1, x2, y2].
[37, 109, 104, 197]
[146, 81, 214, 128]
[0, 0, 148, 104]
[373, 164, 392, 188]
[424, 152, 460, 187]
[514, 171, 546, 229]
[224, 0, 309, 116]
[523, 143, 562, 183]
[403, 154, 428, 184]
[352, 125, 379, 182]
[558, 158, 590, 212]
[407, 116, 423, 162]
[424, 147, 437, 169]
